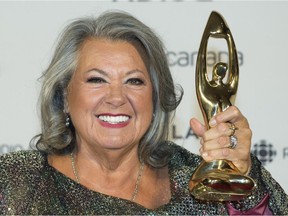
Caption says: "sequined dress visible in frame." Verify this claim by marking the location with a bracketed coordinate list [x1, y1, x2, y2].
[0, 142, 287, 215]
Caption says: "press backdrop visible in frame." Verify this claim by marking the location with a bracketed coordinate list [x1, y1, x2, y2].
[0, 1, 287, 192]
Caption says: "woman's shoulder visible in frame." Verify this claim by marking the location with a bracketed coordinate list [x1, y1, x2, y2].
[0, 150, 47, 180]
[0, 149, 47, 165]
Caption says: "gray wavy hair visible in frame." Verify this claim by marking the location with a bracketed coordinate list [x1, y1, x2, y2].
[31, 10, 183, 168]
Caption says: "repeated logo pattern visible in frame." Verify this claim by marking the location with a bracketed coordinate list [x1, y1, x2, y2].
[252, 140, 277, 166]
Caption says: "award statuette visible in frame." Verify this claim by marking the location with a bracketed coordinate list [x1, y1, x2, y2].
[188, 11, 255, 201]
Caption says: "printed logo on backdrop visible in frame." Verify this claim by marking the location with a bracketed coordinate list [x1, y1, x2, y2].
[112, 0, 197, 2]
[0, 144, 26, 155]
[167, 50, 244, 68]
[172, 125, 199, 140]
[172, 125, 286, 167]
[252, 140, 277, 166]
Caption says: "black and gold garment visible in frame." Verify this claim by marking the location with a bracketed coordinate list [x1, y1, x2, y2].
[0, 142, 287, 215]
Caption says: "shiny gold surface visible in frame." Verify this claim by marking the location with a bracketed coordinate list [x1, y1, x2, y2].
[189, 11, 255, 201]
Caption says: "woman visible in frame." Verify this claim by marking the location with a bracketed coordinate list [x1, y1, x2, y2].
[0, 11, 287, 215]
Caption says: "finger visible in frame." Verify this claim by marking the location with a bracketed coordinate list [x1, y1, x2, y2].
[209, 106, 247, 127]
[190, 118, 207, 137]
[201, 146, 251, 173]
[202, 122, 236, 142]
[200, 135, 231, 152]
[201, 133, 252, 174]
[202, 126, 251, 152]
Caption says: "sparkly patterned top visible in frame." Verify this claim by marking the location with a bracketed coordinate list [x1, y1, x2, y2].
[0, 142, 287, 215]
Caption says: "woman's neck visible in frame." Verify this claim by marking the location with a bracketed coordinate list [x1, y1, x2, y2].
[48, 144, 171, 209]
[75, 142, 141, 171]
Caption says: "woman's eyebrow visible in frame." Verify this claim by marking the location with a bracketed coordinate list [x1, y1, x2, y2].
[85, 68, 146, 76]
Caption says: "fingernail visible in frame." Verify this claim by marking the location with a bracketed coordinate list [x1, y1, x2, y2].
[202, 152, 208, 157]
[209, 118, 217, 127]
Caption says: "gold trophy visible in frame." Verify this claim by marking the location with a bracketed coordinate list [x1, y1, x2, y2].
[188, 11, 255, 201]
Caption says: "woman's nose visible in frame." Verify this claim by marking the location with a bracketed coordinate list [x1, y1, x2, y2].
[105, 84, 126, 107]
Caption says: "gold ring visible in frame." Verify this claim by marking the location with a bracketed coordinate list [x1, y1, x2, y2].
[229, 123, 238, 137]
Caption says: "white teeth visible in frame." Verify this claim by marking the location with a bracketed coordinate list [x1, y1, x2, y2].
[98, 115, 129, 124]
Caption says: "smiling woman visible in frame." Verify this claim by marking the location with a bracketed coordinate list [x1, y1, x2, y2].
[65, 38, 154, 154]
[0, 10, 287, 215]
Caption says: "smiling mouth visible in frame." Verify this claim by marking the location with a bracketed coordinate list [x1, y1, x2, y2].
[97, 115, 130, 124]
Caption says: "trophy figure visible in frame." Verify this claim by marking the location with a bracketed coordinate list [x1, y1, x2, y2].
[188, 11, 255, 201]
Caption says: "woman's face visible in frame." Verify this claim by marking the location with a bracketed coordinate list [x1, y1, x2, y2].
[66, 38, 153, 153]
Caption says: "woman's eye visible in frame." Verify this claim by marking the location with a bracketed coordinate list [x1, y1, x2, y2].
[87, 77, 106, 83]
[126, 78, 144, 85]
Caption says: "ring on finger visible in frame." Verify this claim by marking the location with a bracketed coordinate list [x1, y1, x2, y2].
[229, 135, 238, 149]
[229, 123, 238, 136]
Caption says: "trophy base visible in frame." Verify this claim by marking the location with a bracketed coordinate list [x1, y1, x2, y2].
[189, 160, 255, 201]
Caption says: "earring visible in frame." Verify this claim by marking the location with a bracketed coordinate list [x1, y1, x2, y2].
[65, 114, 70, 127]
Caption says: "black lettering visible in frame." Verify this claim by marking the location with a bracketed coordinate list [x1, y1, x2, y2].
[178, 51, 189, 66]
[218, 51, 228, 63]
[166, 51, 177, 66]
[238, 51, 243, 65]
[185, 128, 198, 139]
[172, 125, 183, 139]
[166, 50, 244, 67]
[283, 147, 288, 158]
[206, 51, 216, 67]
[190, 51, 198, 66]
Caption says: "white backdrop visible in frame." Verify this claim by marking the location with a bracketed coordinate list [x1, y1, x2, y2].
[0, 1, 287, 192]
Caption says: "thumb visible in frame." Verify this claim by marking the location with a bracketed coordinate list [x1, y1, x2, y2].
[190, 118, 206, 137]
